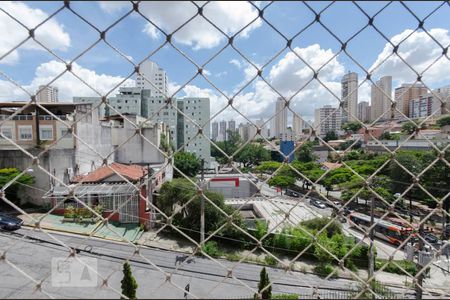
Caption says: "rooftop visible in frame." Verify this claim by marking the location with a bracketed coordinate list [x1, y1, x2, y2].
[72, 162, 148, 183]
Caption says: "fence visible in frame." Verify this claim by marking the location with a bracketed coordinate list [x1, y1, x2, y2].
[0, 1, 449, 299]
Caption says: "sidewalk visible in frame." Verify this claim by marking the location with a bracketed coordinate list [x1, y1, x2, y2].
[19, 213, 143, 243]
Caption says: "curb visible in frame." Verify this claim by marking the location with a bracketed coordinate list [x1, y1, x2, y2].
[22, 224, 134, 244]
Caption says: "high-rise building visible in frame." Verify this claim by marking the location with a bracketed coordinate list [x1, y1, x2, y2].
[176, 97, 210, 162]
[136, 60, 168, 98]
[341, 72, 358, 124]
[238, 122, 257, 142]
[357, 101, 369, 122]
[272, 97, 287, 138]
[36, 85, 58, 102]
[218, 120, 227, 142]
[409, 94, 440, 119]
[314, 105, 342, 136]
[211, 121, 219, 141]
[227, 120, 236, 140]
[292, 113, 303, 138]
[255, 118, 269, 138]
[394, 83, 428, 118]
[370, 76, 392, 121]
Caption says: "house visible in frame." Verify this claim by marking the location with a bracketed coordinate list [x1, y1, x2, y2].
[321, 162, 342, 171]
[45, 163, 158, 225]
[0, 102, 113, 205]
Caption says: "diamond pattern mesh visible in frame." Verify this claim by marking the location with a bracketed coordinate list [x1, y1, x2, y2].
[0, 1, 449, 299]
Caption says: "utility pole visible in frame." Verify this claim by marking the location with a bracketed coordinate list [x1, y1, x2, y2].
[415, 214, 424, 300]
[200, 158, 205, 245]
[368, 196, 375, 299]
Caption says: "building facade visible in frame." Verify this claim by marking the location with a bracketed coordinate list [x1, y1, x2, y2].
[255, 118, 269, 139]
[211, 121, 219, 141]
[36, 85, 59, 102]
[272, 97, 287, 138]
[341, 72, 358, 123]
[314, 105, 342, 136]
[218, 120, 227, 142]
[394, 83, 428, 118]
[136, 60, 168, 98]
[176, 97, 211, 162]
[370, 76, 392, 121]
[357, 101, 369, 123]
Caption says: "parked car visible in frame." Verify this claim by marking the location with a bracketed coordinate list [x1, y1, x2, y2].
[0, 213, 23, 231]
[309, 199, 326, 209]
[325, 201, 341, 208]
[423, 233, 439, 245]
[285, 189, 300, 197]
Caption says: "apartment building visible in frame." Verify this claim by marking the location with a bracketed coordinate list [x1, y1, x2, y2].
[394, 83, 428, 119]
[370, 76, 392, 121]
[314, 105, 342, 136]
[341, 72, 358, 123]
[36, 85, 59, 102]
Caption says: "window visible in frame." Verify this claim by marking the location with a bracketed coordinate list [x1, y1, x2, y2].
[19, 126, 33, 140]
[40, 126, 53, 140]
[60, 128, 70, 139]
[0, 126, 13, 139]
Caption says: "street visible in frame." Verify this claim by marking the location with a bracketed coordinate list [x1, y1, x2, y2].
[0, 228, 417, 299]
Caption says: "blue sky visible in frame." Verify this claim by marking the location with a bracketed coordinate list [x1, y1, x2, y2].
[0, 1, 449, 123]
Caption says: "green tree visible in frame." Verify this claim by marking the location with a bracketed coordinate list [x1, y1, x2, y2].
[342, 121, 362, 133]
[0, 168, 34, 203]
[436, 115, 450, 127]
[174, 151, 201, 177]
[121, 262, 138, 299]
[401, 121, 417, 135]
[211, 130, 242, 164]
[255, 267, 272, 300]
[324, 130, 339, 142]
[296, 141, 316, 162]
[236, 143, 271, 168]
[157, 178, 245, 240]
[267, 175, 295, 192]
[255, 161, 282, 174]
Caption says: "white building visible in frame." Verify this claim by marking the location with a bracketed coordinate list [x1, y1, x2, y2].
[409, 94, 441, 119]
[108, 87, 143, 116]
[371, 76, 392, 121]
[136, 60, 168, 98]
[341, 72, 358, 123]
[36, 85, 58, 102]
[314, 105, 342, 136]
[176, 97, 211, 163]
[272, 97, 287, 138]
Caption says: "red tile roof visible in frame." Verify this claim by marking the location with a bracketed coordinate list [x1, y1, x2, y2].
[72, 163, 148, 183]
[321, 162, 342, 170]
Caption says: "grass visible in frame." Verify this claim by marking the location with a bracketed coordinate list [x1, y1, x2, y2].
[375, 259, 417, 276]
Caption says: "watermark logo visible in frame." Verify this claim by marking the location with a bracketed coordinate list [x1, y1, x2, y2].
[51, 257, 98, 287]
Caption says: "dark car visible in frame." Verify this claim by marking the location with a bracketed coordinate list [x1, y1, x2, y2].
[0, 213, 23, 231]
[285, 189, 300, 198]
[309, 199, 326, 209]
[423, 233, 439, 244]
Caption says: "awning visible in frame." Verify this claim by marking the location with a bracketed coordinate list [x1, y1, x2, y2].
[43, 183, 138, 198]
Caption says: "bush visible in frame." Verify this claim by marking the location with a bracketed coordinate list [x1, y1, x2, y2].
[202, 241, 223, 258]
[301, 217, 343, 237]
[272, 294, 299, 299]
[64, 205, 75, 218]
[264, 255, 277, 266]
[314, 263, 337, 278]
[375, 259, 417, 276]
[225, 252, 241, 261]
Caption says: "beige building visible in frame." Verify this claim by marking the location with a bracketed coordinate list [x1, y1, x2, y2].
[370, 76, 392, 121]
[394, 83, 427, 119]
[271, 97, 287, 138]
[357, 101, 370, 122]
[314, 105, 342, 136]
[36, 85, 59, 102]
[341, 72, 358, 123]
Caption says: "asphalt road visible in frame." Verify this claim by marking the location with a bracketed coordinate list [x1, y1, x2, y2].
[0, 228, 416, 299]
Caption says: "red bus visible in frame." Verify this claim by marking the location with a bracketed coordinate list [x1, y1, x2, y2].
[348, 212, 414, 246]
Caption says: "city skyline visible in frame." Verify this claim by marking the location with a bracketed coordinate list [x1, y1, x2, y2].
[1, 1, 449, 125]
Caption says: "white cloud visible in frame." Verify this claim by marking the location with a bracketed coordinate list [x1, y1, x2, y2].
[0, 60, 134, 101]
[98, 1, 130, 14]
[370, 28, 450, 85]
[101, 1, 262, 50]
[0, 1, 70, 65]
[229, 59, 242, 69]
[203, 69, 212, 77]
